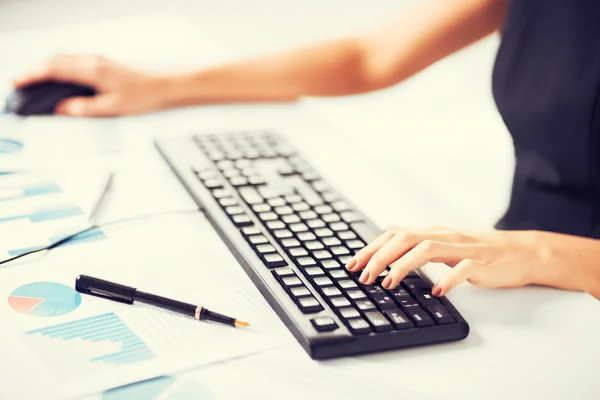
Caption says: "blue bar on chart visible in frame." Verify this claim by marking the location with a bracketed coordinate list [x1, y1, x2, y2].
[0, 205, 84, 224]
[0, 183, 62, 202]
[25, 312, 156, 366]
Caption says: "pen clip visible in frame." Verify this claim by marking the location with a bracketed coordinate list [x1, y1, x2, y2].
[75, 274, 135, 305]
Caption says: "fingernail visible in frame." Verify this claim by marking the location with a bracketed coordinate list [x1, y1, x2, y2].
[346, 258, 357, 271]
[382, 276, 392, 289]
[432, 285, 442, 297]
[359, 270, 370, 284]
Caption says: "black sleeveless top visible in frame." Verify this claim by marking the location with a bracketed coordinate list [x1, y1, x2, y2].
[492, 0, 600, 238]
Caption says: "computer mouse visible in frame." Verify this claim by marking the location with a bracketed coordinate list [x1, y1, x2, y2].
[4, 81, 97, 116]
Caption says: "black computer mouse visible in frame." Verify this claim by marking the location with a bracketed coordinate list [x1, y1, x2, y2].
[4, 81, 97, 116]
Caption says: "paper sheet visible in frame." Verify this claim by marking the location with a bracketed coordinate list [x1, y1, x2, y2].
[0, 212, 295, 400]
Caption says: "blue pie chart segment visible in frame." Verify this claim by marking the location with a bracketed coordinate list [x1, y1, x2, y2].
[8, 282, 82, 317]
[0, 139, 24, 154]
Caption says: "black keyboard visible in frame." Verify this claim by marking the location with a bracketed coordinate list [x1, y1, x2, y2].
[155, 131, 469, 359]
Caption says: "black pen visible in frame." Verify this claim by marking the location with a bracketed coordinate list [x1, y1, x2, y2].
[75, 275, 250, 328]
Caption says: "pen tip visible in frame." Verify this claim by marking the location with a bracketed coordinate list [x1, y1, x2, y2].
[234, 320, 250, 328]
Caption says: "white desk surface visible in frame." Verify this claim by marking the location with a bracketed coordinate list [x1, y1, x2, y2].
[0, 8, 599, 400]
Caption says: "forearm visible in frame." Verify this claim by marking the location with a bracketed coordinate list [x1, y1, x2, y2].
[531, 232, 600, 299]
[158, 0, 507, 107]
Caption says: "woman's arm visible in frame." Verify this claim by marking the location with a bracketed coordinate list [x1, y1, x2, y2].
[13, 0, 507, 117]
[161, 0, 508, 106]
[345, 227, 600, 299]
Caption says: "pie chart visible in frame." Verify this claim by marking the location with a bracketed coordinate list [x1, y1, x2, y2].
[8, 282, 82, 317]
[0, 138, 24, 154]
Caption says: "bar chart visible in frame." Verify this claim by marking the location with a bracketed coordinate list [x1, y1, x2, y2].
[23, 312, 156, 379]
[0, 171, 107, 260]
[102, 376, 214, 400]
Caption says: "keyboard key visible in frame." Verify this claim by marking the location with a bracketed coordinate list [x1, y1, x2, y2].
[331, 297, 352, 308]
[371, 293, 397, 310]
[248, 176, 266, 186]
[331, 246, 351, 256]
[279, 215, 299, 225]
[305, 241, 325, 250]
[203, 179, 222, 189]
[253, 203, 271, 213]
[338, 279, 358, 289]
[274, 206, 294, 215]
[298, 297, 323, 313]
[314, 205, 333, 214]
[313, 250, 332, 260]
[356, 300, 377, 312]
[285, 194, 302, 203]
[256, 244, 276, 254]
[223, 168, 240, 178]
[332, 201, 351, 212]
[218, 196, 237, 207]
[340, 211, 363, 224]
[322, 286, 342, 297]
[384, 309, 414, 330]
[388, 288, 411, 301]
[321, 259, 341, 269]
[414, 291, 440, 306]
[338, 307, 361, 319]
[242, 226, 262, 236]
[298, 232, 317, 241]
[347, 318, 372, 335]
[268, 197, 286, 207]
[405, 307, 435, 327]
[338, 255, 353, 265]
[313, 277, 333, 287]
[403, 278, 432, 292]
[350, 222, 379, 242]
[315, 228, 334, 237]
[299, 210, 318, 220]
[346, 239, 366, 250]
[248, 235, 269, 245]
[289, 247, 309, 257]
[313, 181, 330, 193]
[290, 223, 309, 233]
[364, 311, 393, 332]
[338, 231, 357, 240]
[426, 304, 456, 325]
[235, 159, 252, 169]
[230, 176, 249, 187]
[292, 202, 310, 212]
[212, 189, 231, 198]
[304, 267, 325, 278]
[281, 276, 303, 290]
[264, 253, 287, 268]
[330, 222, 349, 231]
[259, 212, 278, 221]
[328, 269, 348, 279]
[364, 284, 385, 296]
[290, 286, 312, 298]
[311, 317, 339, 332]
[346, 289, 367, 301]
[397, 298, 420, 310]
[322, 191, 339, 203]
[232, 214, 253, 227]
[267, 220, 286, 230]
[272, 267, 295, 281]
[307, 219, 326, 229]
[322, 237, 342, 247]
[281, 238, 301, 248]
[273, 229, 293, 239]
[297, 257, 317, 267]
[322, 214, 341, 223]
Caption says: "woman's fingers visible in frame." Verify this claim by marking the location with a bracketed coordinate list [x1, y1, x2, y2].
[56, 94, 120, 117]
[432, 259, 482, 296]
[346, 229, 398, 271]
[380, 242, 479, 288]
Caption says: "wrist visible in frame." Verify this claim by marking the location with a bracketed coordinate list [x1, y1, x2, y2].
[150, 72, 200, 109]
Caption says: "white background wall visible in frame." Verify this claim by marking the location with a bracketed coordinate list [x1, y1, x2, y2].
[0, 0, 515, 228]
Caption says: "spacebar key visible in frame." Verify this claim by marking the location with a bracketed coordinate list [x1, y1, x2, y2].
[351, 222, 380, 243]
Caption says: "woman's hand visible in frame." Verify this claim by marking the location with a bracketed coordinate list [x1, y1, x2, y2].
[345, 226, 600, 299]
[13, 54, 170, 117]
